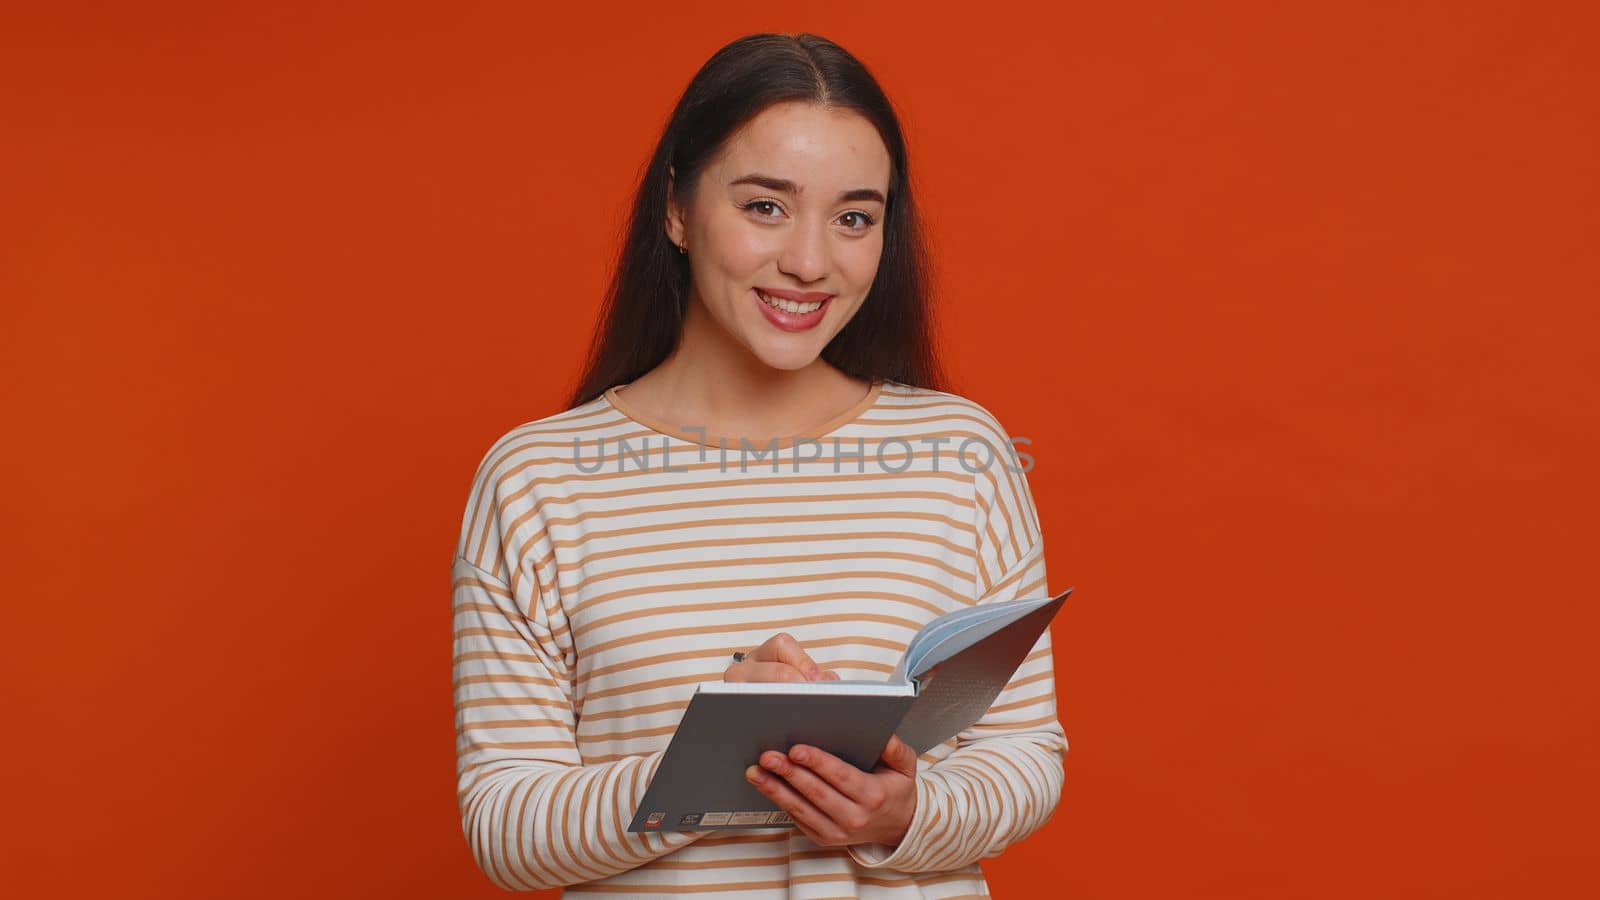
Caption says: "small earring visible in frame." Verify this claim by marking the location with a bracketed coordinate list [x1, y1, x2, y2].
[679, 243, 687, 255]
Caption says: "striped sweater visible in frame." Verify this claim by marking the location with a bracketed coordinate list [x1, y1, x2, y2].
[452, 379, 1065, 897]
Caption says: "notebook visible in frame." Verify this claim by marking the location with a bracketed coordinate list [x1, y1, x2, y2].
[627, 586, 1073, 831]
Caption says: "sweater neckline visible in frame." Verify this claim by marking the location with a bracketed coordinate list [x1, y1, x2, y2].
[602, 379, 886, 450]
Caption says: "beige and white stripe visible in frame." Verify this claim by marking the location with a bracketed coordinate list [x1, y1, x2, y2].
[453, 380, 1065, 897]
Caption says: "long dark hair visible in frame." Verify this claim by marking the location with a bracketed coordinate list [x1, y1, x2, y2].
[566, 32, 950, 408]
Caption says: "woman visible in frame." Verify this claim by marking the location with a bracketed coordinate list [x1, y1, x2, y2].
[453, 32, 1064, 896]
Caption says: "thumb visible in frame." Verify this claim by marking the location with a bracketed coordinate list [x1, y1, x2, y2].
[881, 734, 919, 777]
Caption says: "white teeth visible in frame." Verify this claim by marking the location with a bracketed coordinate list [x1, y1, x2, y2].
[757, 290, 824, 314]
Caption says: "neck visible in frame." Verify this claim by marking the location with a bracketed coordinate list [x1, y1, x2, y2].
[624, 295, 868, 439]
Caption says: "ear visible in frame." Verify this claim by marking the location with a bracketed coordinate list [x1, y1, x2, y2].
[665, 164, 687, 250]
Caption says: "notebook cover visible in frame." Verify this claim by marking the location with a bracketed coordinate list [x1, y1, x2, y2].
[628, 689, 915, 832]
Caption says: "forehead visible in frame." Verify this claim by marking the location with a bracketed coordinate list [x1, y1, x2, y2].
[714, 102, 891, 193]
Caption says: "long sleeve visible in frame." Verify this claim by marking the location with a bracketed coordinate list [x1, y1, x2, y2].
[848, 422, 1066, 872]
[453, 468, 706, 891]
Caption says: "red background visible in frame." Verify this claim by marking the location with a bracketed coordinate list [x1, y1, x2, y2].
[3, 2, 1596, 897]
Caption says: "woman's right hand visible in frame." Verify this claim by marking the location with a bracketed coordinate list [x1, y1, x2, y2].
[723, 632, 841, 683]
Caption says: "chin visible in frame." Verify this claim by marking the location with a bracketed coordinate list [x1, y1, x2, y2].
[735, 326, 825, 372]
[750, 347, 822, 372]
[740, 331, 824, 370]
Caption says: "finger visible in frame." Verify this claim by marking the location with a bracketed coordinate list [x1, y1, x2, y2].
[878, 734, 920, 778]
[785, 744, 875, 805]
[790, 816, 835, 847]
[727, 661, 807, 683]
[746, 762, 847, 845]
[822, 669, 841, 681]
[752, 632, 821, 681]
[762, 748, 868, 829]
[752, 633, 822, 680]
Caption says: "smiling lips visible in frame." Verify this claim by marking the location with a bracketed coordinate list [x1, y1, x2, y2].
[755, 287, 832, 314]
[754, 288, 831, 331]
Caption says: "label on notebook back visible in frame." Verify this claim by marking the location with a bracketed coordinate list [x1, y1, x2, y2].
[690, 811, 792, 827]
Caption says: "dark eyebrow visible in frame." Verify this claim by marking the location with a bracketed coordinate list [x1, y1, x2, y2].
[729, 174, 886, 205]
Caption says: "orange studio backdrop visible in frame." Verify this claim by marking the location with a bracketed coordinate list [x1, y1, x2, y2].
[2, 2, 1597, 898]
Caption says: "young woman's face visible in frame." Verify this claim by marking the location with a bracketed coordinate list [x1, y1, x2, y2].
[667, 101, 892, 372]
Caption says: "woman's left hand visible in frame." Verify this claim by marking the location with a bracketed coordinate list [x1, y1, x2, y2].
[745, 733, 919, 848]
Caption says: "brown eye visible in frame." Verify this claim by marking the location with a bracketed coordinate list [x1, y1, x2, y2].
[743, 200, 783, 219]
[840, 211, 876, 231]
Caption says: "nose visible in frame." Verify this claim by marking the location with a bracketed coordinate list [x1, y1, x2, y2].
[776, 218, 830, 284]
